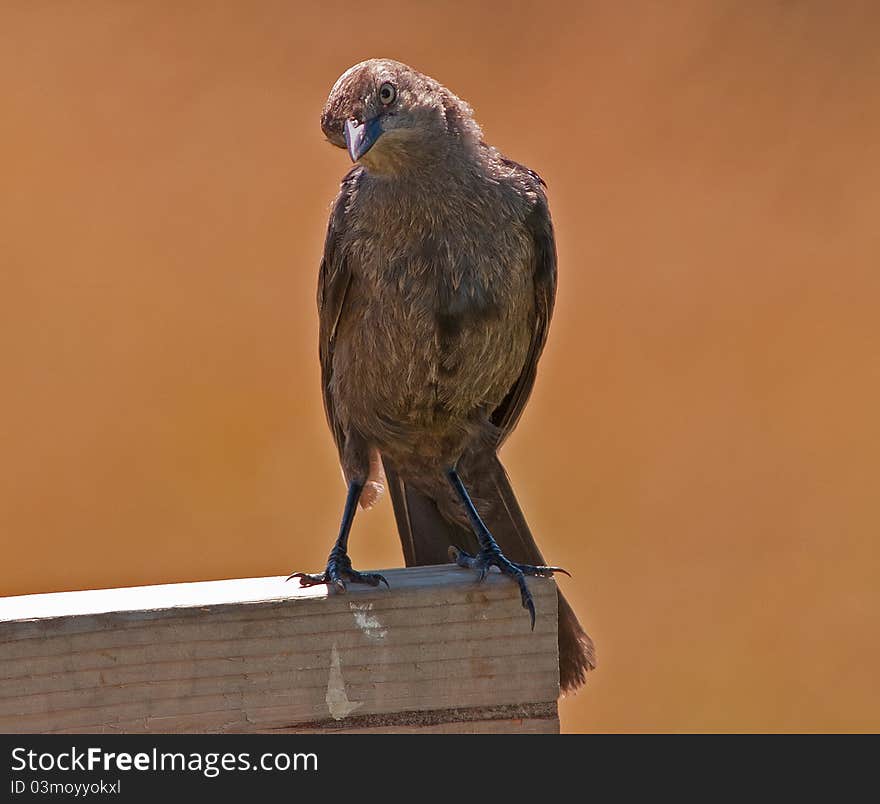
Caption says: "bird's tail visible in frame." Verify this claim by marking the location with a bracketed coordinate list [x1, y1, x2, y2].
[384, 451, 595, 693]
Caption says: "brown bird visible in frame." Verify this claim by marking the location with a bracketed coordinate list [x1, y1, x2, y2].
[288, 59, 595, 691]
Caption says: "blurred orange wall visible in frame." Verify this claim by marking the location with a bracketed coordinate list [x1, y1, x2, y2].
[1, 1, 878, 732]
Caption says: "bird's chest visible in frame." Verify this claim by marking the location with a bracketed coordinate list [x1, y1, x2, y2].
[336, 216, 533, 416]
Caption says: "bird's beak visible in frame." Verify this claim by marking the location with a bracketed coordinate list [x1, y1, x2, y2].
[344, 117, 383, 162]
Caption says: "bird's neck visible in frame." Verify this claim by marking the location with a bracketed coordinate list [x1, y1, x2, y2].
[359, 127, 482, 182]
[352, 148, 501, 247]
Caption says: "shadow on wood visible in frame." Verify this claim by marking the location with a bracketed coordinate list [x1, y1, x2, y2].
[0, 566, 560, 733]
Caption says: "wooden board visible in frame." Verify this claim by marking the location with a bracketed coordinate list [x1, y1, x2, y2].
[0, 566, 560, 733]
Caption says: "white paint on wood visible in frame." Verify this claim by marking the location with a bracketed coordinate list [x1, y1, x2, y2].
[349, 601, 387, 640]
[325, 642, 363, 720]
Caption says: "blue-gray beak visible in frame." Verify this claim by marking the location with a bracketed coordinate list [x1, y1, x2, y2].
[344, 117, 383, 162]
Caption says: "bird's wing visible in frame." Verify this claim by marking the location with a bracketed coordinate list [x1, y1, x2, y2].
[317, 167, 361, 455]
[490, 178, 558, 445]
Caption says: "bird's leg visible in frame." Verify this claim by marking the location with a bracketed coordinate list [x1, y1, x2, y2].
[287, 480, 388, 592]
[445, 467, 568, 629]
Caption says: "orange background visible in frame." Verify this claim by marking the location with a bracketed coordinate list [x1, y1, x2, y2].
[2, 2, 878, 733]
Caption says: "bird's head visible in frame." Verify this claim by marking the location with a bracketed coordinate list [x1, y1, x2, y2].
[321, 59, 481, 175]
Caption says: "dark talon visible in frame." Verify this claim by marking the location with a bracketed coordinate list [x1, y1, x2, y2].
[512, 569, 537, 630]
[286, 571, 328, 586]
[523, 591, 536, 631]
[518, 563, 571, 579]
[348, 570, 389, 589]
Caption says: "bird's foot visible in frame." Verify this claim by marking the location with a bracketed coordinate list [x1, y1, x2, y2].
[287, 550, 388, 593]
[448, 545, 569, 630]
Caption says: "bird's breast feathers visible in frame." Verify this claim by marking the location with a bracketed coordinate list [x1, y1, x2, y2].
[327, 164, 540, 430]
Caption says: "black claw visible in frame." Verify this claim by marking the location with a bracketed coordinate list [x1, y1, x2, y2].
[350, 571, 389, 589]
[524, 595, 536, 631]
[513, 572, 536, 630]
[516, 563, 571, 579]
[286, 571, 326, 586]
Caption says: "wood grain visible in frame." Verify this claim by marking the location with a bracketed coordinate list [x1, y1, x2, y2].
[0, 565, 560, 733]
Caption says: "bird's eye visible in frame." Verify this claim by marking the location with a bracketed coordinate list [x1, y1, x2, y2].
[378, 82, 397, 105]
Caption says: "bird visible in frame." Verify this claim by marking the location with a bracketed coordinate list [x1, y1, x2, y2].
[287, 58, 595, 692]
